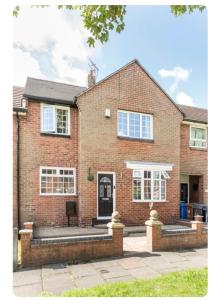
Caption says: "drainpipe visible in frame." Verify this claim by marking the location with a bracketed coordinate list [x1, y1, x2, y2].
[16, 112, 20, 230]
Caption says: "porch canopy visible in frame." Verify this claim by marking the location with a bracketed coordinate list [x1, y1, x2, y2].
[125, 160, 174, 171]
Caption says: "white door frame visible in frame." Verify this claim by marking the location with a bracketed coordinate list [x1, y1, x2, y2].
[97, 171, 116, 219]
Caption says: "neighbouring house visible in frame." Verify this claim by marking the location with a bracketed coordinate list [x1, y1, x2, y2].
[13, 59, 208, 228]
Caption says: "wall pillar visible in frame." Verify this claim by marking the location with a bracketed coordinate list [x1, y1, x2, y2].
[107, 211, 125, 256]
[19, 229, 33, 267]
[145, 210, 163, 252]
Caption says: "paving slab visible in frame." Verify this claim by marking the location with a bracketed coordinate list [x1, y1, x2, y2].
[14, 282, 42, 297]
[118, 257, 146, 270]
[74, 274, 105, 289]
[42, 272, 75, 294]
[128, 266, 160, 279]
[68, 263, 98, 278]
[89, 259, 119, 269]
[100, 265, 130, 279]
[106, 275, 134, 283]
[13, 268, 42, 286]
[42, 263, 69, 278]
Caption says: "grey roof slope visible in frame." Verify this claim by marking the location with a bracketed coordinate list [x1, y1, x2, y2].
[23, 77, 86, 105]
[178, 104, 208, 124]
[13, 86, 25, 109]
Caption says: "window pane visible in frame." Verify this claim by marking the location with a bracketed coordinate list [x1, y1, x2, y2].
[133, 178, 141, 200]
[144, 179, 151, 200]
[142, 115, 151, 138]
[56, 109, 68, 134]
[153, 171, 160, 179]
[118, 111, 128, 136]
[161, 180, 166, 200]
[153, 180, 160, 200]
[129, 113, 140, 138]
[42, 106, 54, 132]
[133, 170, 141, 178]
[144, 171, 151, 178]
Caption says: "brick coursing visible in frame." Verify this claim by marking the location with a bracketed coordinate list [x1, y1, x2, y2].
[77, 62, 182, 226]
[13, 61, 208, 227]
[17, 102, 79, 227]
[19, 225, 124, 267]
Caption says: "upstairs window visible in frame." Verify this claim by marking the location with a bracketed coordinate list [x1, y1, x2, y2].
[190, 126, 207, 148]
[118, 110, 153, 140]
[133, 170, 169, 202]
[41, 104, 70, 135]
[40, 167, 76, 195]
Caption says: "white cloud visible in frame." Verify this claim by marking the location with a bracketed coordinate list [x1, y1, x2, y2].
[158, 66, 191, 94]
[13, 7, 101, 86]
[13, 48, 46, 86]
[176, 92, 196, 107]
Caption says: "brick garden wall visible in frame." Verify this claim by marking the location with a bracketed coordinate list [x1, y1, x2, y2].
[180, 124, 208, 203]
[19, 223, 124, 268]
[146, 213, 207, 252]
[17, 101, 79, 227]
[77, 61, 183, 226]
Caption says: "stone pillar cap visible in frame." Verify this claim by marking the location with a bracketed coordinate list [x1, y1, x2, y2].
[19, 229, 33, 234]
[107, 222, 125, 229]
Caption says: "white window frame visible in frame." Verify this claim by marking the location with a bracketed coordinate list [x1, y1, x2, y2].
[189, 124, 207, 149]
[132, 170, 169, 202]
[40, 166, 76, 196]
[117, 110, 153, 140]
[41, 103, 71, 135]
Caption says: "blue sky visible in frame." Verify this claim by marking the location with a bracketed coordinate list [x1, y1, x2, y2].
[13, 5, 207, 108]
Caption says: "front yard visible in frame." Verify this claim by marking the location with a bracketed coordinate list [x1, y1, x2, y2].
[60, 268, 207, 297]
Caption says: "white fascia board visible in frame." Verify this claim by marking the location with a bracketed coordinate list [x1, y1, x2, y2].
[125, 161, 174, 171]
[182, 121, 208, 128]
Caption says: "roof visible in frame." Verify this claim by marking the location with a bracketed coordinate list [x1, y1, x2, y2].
[178, 104, 208, 124]
[77, 59, 183, 116]
[23, 77, 86, 105]
[13, 86, 25, 109]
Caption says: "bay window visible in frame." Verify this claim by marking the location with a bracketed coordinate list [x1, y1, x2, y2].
[40, 167, 76, 195]
[41, 104, 70, 135]
[132, 170, 169, 202]
[118, 110, 153, 140]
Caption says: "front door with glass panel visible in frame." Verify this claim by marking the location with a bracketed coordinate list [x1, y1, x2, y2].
[98, 173, 114, 218]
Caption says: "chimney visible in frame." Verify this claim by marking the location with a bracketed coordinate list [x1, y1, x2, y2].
[87, 69, 96, 88]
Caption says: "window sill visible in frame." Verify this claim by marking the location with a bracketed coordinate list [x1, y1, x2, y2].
[189, 146, 207, 151]
[132, 200, 168, 203]
[117, 136, 154, 143]
[40, 132, 71, 138]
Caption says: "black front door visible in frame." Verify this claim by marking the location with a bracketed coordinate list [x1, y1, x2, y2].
[98, 173, 114, 217]
[180, 183, 188, 203]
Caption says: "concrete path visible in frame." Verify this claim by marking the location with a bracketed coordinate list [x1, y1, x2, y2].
[13, 236, 207, 296]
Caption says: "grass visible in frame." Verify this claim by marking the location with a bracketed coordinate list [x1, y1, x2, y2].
[60, 268, 207, 297]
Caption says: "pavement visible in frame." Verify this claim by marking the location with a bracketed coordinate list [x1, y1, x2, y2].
[13, 236, 208, 296]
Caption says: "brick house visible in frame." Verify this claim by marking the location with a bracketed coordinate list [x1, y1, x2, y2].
[13, 59, 208, 228]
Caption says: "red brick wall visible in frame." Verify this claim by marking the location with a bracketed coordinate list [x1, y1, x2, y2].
[17, 101, 79, 226]
[180, 124, 208, 203]
[77, 62, 183, 226]
[146, 221, 207, 252]
[20, 226, 124, 267]
[13, 114, 18, 227]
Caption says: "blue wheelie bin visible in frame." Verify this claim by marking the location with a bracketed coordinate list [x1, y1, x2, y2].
[180, 201, 187, 219]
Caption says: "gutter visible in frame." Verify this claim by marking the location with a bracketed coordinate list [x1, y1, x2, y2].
[16, 112, 21, 230]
